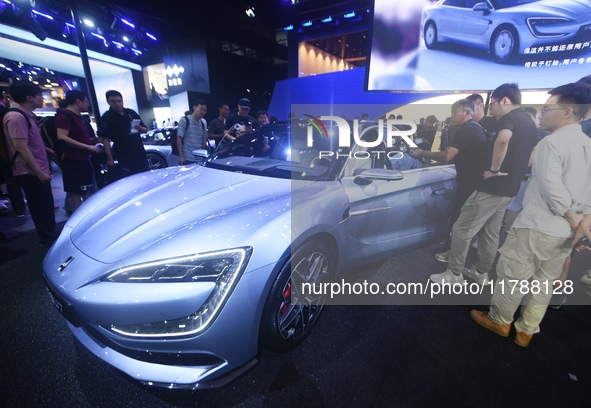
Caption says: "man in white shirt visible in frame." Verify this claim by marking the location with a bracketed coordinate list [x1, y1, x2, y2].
[470, 82, 591, 347]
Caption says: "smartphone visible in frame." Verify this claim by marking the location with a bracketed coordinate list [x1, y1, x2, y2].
[575, 236, 590, 248]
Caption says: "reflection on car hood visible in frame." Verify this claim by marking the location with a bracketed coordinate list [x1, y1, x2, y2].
[501, 0, 591, 16]
[67, 166, 294, 263]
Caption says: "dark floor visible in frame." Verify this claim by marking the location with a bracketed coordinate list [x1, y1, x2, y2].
[1, 220, 590, 407]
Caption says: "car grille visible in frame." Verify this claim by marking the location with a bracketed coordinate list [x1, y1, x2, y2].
[84, 325, 224, 367]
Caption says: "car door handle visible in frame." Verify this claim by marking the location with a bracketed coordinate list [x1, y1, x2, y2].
[432, 188, 451, 196]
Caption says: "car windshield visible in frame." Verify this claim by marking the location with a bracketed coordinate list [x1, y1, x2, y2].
[142, 128, 176, 146]
[490, 0, 539, 9]
[205, 121, 343, 181]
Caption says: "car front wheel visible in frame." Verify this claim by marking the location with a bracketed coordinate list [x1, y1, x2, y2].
[424, 22, 438, 49]
[146, 152, 168, 170]
[491, 26, 518, 63]
[259, 240, 334, 353]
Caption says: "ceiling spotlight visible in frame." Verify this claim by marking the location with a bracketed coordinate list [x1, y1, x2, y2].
[120, 18, 135, 29]
[32, 10, 53, 20]
[245, 7, 255, 18]
[82, 19, 94, 27]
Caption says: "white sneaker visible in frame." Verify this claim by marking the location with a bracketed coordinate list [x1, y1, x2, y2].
[580, 271, 591, 286]
[430, 269, 465, 285]
[463, 266, 491, 285]
[434, 250, 449, 263]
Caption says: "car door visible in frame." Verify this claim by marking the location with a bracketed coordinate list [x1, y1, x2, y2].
[456, 0, 493, 47]
[437, 0, 464, 41]
[339, 144, 456, 268]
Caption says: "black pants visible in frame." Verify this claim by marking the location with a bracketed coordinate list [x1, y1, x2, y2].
[15, 174, 56, 245]
[5, 175, 26, 214]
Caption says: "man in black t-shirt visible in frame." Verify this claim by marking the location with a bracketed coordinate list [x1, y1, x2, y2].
[411, 99, 488, 260]
[430, 83, 538, 286]
[207, 103, 231, 148]
[414, 114, 437, 151]
[466, 93, 497, 138]
[225, 98, 257, 137]
[99, 90, 148, 178]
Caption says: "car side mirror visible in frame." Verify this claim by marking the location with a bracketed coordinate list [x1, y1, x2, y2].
[353, 168, 404, 185]
[473, 2, 491, 15]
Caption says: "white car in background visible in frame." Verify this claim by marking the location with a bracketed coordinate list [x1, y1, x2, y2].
[422, 0, 591, 63]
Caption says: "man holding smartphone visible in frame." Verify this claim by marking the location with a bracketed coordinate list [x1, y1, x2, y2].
[225, 98, 257, 137]
[99, 90, 148, 178]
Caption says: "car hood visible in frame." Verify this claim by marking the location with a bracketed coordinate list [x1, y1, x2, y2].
[67, 165, 295, 263]
[502, 0, 591, 16]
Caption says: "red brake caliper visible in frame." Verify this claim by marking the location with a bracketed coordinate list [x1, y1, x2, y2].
[280, 281, 292, 316]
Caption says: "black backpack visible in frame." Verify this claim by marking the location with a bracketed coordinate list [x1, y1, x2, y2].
[0, 106, 31, 177]
[38, 108, 76, 164]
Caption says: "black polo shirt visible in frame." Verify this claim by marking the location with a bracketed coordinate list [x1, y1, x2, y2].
[100, 108, 148, 172]
[449, 120, 488, 190]
[478, 107, 538, 197]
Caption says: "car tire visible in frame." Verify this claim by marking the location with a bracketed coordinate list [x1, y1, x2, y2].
[491, 26, 518, 63]
[259, 239, 335, 353]
[424, 22, 438, 49]
[146, 152, 168, 170]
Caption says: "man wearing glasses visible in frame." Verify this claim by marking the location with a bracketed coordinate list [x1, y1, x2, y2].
[471, 82, 591, 347]
[430, 83, 537, 286]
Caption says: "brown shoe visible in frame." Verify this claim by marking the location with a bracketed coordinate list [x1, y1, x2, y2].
[514, 331, 533, 347]
[470, 310, 510, 337]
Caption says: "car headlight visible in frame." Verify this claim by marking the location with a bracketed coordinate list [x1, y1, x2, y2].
[101, 247, 252, 338]
[526, 17, 572, 38]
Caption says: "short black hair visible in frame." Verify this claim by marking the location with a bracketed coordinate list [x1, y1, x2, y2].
[65, 90, 88, 106]
[548, 82, 591, 120]
[425, 114, 437, 124]
[9, 80, 43, 104]
[192, 99, 206, 108]
[256, 110, 267, 118]
[105, 90, 122, 100]
[491, 83, 521, 105]
[576, 75, 591, 87]
[523, 106, 537, 118]
[466, 93, 484, 104]
[219, 103, 229, 109]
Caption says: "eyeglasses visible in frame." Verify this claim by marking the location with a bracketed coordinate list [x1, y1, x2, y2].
[541, 106, 572, 114]
[489, 100, 499, 106]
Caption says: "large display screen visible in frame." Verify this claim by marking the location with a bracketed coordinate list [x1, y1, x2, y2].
[366, 0, 591, 92]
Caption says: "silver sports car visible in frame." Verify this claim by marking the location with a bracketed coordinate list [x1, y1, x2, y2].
[43, 120, 456, 389]
[421, 0, 591, 63]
